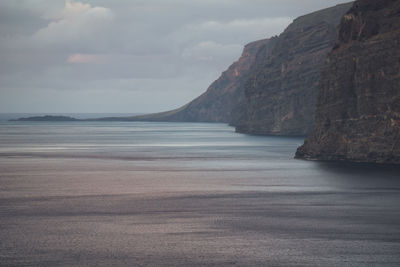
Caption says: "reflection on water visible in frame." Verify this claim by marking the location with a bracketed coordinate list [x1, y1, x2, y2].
[1, 120, 399, 200]
[0, 121, 399, 266]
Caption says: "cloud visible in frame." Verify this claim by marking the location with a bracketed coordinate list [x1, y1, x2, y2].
[67, 53, 100, 64]
[188, 17, 292, 34]
[32, 0, 113, 50]
[175, 17, 291, 48]
[182, 41, 242, 62]
[64, 0, 91, 17]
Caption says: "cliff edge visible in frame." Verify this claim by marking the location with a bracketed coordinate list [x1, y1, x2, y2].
[296, 0, 400, 164]
[235, 3, 353, 136]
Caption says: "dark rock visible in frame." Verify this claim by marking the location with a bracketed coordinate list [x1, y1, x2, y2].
[235, 3, 353, 136]
[296, 0, 400, 164]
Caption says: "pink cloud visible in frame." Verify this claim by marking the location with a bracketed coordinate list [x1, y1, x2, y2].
[67, 53, 99, 64]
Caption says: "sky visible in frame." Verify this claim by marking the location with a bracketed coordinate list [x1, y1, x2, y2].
[0, 0, 351, 114]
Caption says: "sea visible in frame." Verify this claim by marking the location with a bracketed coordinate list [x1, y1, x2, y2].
[0, 114, 400, 266]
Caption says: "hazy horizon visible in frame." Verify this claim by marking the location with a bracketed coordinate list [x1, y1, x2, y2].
[0, 0, 351, 114]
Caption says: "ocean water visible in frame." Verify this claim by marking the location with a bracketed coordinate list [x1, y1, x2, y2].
[0, 120, 399, 266]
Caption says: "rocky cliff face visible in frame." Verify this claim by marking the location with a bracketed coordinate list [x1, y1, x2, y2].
[136, 37, 277, 123]
[235, 3, 353, 135]
[296, 0, 400, 164]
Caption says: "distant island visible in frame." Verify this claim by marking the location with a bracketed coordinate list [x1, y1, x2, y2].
[11, 115, 79, 122]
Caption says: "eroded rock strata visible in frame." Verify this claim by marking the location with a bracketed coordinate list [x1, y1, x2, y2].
[235, 3, 353, 135]
[296, 0, 400, 164]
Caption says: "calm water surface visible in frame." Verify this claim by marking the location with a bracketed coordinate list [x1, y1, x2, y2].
[0, 121, 399, 266]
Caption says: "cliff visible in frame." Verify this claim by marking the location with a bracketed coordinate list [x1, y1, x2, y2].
[296, 0, 400, 164]
[134, 37, 277, 123]
[235, 2, 353, 135]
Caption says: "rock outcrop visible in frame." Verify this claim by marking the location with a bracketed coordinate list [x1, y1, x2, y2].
[296, 0, 400, 164]
[134, 37, 277, 123]
[235, 3, 353, 135]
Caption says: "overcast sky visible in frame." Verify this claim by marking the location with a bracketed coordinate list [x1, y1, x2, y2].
[0, 0, 351, 113]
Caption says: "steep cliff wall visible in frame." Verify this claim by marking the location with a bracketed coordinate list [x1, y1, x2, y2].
[135, 37, 277, 123]
[235, 3, 352, 135]
[296, 0, 400, 164]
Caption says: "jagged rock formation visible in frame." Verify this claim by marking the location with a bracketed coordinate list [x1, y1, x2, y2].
[296, 0, 400, 164]
[235, 2, 353, 135]
[134, 37, 278, 123]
